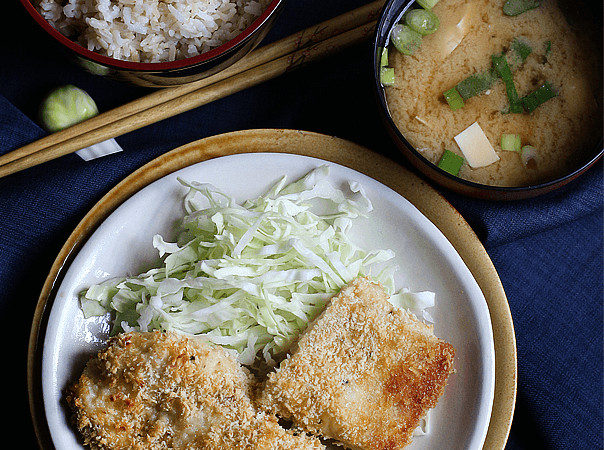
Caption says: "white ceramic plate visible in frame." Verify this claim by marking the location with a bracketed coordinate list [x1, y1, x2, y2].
[42, 152, 495, 449]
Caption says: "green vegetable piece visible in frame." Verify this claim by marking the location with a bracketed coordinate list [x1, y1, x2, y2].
[437, 149, 464, 175]
[503, 0, 540, 16]
[492, 54, 513, 82]
[416, 0, 440, 9]
[544, 40, 552, 58]
[444, 38, 532, 106]
[380, 67, 395, 86]
[390, 24, 423, 56]
[521, 82, 558, 113]
[380, 46, 389, 67]
[510, 38, 532, 67]
[453, 38, 530, 100]
[379, 47, 395, 86]
[455, 69, 498, 100]
[501, 133, 522, 152]
[491, 53, 523, 113]
[521, 145, 538, 168]
[443, 87, 465, 110]
[507, 104, 524, 114]
[405, 9, 440, 35]
[39, 85, 99, 133]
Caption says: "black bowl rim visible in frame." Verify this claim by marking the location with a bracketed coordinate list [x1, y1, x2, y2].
[372, 0, 604, 196]
[20, 0, 282, 72]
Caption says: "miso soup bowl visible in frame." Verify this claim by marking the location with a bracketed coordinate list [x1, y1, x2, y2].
[373, 0, 603, 200]
[19, 0, 284, 88]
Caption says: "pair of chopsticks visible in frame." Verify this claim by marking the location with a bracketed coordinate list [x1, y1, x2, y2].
[0, 1, 384, 178]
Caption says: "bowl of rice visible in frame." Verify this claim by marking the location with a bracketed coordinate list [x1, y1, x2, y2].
[20, 0, 284, 87]
[374, 0, 603, 200]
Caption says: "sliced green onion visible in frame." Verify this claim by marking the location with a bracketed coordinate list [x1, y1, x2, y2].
[380, 46, 389, 67]
[379, 47, 395, 85]
[455, 69, 498, 100]
[437, 149, 464, 175]
[492, 53, 523, 113]
[544, 40, 552, 59]
[380, 67, 395, 86]
[405, 9, 440, 35]
[416, 0, 440, 9]
[509, 38, 532, 68]
[446, 38, 530, 103]
[390, 24, 423, 56]
[521, 145, 538, 168]
[443, 87, 465, 110]
[445, 38, 531, 105]
[521, 82, 558, 113]
[503, 0, 540, 16]
[501, 134, 522, 152]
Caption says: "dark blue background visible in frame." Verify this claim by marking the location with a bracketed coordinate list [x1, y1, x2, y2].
[2, 1, 601, 449]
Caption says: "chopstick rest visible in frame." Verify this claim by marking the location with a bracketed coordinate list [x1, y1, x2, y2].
[38, 84, 125, 162]
[75, 138, 123, 161]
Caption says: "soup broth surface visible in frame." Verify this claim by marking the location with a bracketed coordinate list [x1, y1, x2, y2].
[385, 0, 602, 187]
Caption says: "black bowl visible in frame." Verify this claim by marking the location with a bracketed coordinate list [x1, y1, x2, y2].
[20, 0, 285, 88]
[373, 0, 603, 200]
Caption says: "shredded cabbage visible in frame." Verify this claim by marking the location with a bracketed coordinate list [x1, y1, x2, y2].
[80, 166, 432, 366]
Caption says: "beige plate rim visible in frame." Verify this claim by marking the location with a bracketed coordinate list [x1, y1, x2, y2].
[28, 128, 517, 449]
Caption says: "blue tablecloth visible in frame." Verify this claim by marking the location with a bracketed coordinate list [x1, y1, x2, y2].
[2, 1, 602, 449]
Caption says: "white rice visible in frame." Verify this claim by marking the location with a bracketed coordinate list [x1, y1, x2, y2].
[34, 0, 271, 63]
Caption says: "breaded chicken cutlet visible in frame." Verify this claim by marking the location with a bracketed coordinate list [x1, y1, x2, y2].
[258, 277, 456, 450]
[66, 331, 324, 450]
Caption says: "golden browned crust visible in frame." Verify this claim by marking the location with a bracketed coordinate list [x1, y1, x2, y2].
[258, 277, 455, 450]
[66, 330, 324, 450]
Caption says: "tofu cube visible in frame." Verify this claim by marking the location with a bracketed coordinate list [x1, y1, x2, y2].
[454, 121, 500, 168]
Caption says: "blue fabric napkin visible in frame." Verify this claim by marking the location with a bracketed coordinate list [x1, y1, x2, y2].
[447, 168, 603, 449]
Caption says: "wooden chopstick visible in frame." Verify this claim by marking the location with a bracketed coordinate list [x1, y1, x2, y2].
[0, 1, 384, 178]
